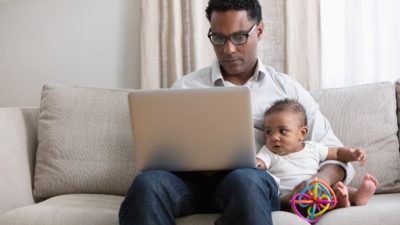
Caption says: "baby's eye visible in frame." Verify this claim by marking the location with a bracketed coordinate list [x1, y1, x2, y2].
[279, 129, 287, 135]
[265, 130, 272, 136]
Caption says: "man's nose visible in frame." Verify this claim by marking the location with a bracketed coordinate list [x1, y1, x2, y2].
[223, 40, 237, 54]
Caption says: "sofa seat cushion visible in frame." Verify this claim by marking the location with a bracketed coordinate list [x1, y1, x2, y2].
[0, 193, 309, 225]
[1, 194, 397, 225]
[316, 193, 400, 225]
[0, 194, 123, 225]
[177, 211, 310, 225]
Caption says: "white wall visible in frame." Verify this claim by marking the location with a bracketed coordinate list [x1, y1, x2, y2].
[0, 0, 141, 107]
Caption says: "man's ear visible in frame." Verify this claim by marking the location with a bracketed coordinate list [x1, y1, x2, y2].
[300, 126, 308, 141]
[257, 22, 264, 40]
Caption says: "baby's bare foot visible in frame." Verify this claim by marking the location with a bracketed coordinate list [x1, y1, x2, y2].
[333, 182, 350, 208]
[354, 173, 378, 205]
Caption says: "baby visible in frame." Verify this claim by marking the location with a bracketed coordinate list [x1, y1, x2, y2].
[256, 99, 378, 208]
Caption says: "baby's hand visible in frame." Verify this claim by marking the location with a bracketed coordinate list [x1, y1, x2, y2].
[352, 148, 367, 165]
[256, 158, 267, 170]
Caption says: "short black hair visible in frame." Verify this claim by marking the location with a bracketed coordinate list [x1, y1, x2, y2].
[264, 99, 308, 126]
[205, 0, 262, 23]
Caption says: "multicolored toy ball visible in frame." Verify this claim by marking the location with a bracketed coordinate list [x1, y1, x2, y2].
[290, 178, 337, 224]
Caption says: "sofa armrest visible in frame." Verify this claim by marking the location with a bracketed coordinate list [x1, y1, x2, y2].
[0, 108, 38, 215]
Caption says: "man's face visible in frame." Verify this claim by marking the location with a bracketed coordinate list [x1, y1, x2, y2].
[209, 10, 263, 77]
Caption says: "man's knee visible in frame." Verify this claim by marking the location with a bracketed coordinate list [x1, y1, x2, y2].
[128, 170, 172, 193]
[224, 169, 263, 186]
[222, 168, 278, 193]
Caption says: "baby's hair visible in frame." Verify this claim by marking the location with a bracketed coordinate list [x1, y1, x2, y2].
[264, 99, 308, 126]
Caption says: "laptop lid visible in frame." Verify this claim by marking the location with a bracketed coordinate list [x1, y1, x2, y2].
[128, 87, 256, 172]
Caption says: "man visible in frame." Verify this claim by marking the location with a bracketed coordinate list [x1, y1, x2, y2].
[119, 0, 354, 224]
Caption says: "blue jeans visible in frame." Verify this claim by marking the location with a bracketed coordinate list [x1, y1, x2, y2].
[119, 168, 280, 225]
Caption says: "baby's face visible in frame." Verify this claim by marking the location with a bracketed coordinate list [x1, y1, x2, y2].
[264, 111, 307, 156]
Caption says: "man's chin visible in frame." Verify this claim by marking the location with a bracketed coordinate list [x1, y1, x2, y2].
[221, 65, 243, 76]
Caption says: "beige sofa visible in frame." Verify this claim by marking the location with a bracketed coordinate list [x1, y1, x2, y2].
[1, 82, 400, 225]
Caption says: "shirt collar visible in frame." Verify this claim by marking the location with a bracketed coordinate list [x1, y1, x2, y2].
[211, 59, 267, 87]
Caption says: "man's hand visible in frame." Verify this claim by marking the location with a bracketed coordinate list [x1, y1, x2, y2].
[285, 179, 313, 212]
[289, 163, 346, 200]
[290, 180, 308, 200]
[256, 158, 266, 170]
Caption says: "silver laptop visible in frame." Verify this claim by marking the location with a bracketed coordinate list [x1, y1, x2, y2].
[128, 87, 256, 172]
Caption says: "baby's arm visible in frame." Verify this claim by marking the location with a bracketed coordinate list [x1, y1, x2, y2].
[256, 145, 273, 170]
[326, 147, 366, 165]
[256, 158, 267, 170]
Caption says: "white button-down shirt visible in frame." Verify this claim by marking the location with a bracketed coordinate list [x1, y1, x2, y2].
[172, 59, 354, 184]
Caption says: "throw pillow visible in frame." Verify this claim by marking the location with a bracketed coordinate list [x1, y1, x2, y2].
[33, 84, 136, 201]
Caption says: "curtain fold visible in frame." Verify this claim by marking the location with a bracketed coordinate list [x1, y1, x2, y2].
[160, 0, 182, 87]
[140, 0, 161, 88]
[285, 0, 321, 91]
[259, 0, 286, 74]
[140, 0, 213, 89]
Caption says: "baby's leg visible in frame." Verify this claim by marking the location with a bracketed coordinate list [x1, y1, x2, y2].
[349, 173, 378, 206]
[333, 182, 350, 208]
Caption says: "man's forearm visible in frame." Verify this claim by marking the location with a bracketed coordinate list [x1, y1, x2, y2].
[316, 163, 346, 185]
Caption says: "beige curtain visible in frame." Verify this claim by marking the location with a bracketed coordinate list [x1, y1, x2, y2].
[285, 0, 321, 91]
[258, 0, 286, 74]
[259, 0, 321, 91]
[140, 0, 214, 89]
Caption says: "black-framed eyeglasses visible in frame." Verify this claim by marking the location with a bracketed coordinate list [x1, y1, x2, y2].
[207, 23, 258, 46]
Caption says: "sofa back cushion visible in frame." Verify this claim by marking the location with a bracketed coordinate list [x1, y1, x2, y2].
[33, 84, 136, 201]
[311, 82, 400, 194]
